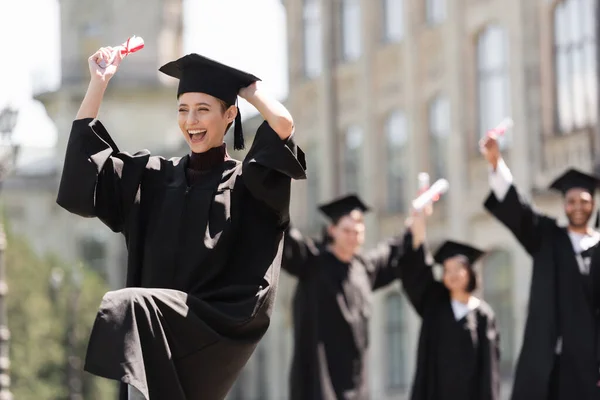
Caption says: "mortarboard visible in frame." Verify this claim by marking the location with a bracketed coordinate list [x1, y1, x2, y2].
[318, 194, 371, 223]
[159, 53, 261, 150]
[549, 168, 600, 195]
[549, 168, 600, 228]
[434, 241, 485, 267]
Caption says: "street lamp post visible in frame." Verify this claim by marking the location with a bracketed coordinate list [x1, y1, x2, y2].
[0, 107, 19, 400]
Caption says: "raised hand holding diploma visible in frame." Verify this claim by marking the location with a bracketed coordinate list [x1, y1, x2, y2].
[89, 36, 145, 83]
[412, 179, 450, 211]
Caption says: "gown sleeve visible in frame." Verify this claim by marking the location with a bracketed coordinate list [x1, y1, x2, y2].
[242, 122, 307, 221]
[396, 231, 446, 317]
[56, 118, 154, 233]
[281, 225, 320, 279]
[483, 184, 555, 256]
[362, 230, 409, 290]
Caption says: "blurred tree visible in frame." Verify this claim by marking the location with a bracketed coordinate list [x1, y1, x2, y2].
[5, 225, 117, 399]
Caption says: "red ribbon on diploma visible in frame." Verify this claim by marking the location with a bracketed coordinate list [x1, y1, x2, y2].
[486, 117, 514, 138]
[98, 35, 145, 68]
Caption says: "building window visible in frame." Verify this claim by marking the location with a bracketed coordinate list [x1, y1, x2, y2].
[426, 0, 446, 25]
[386, 293, 407, 389]
[78, 236, 107, 275]
[343, 125, 363, 194]
[303, 0, 323, 78]
[385, 111, 408, 213]
[553, 0, 597, 133]
[428, 95, 450, 180]
[477, 25, 510, 145]
[482, 250, 514, 378]
[341, 0, 362, 61]
[306, 143, 321, 229]
[382, 0, 404, 42]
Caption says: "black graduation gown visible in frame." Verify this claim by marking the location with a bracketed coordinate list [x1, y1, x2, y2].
[399, 235, 500, 400]
[484, 185, 600, 400]
[281, 227, 409, 400]
[56, 118, 306, 400]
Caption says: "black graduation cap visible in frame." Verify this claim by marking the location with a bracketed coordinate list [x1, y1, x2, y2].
[549, 168, 600, 228]
[549, 168, 600, 195]
[158, 53, 261, 150]
[434, 241, 485, 267]
[318, 194, 371, 223]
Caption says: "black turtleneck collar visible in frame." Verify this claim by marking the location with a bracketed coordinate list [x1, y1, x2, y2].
[186, 143, 228, 185]
[188, 143, 228, 172]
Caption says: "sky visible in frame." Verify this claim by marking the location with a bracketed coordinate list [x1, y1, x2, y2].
[0, 0, 288, 160]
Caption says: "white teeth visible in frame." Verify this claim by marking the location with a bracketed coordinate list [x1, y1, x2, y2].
[188, 130, 206, 135]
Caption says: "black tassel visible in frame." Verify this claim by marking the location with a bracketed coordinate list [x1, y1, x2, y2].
[595, 209, 599, 229]
[233, 107, 244, 151]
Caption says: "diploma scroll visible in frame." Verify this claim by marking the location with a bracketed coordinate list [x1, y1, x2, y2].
[418, 172, 430, 192]
[98, 35, 145, 68]
[412, 179, 449, 211]
[486, 117, 514, 137]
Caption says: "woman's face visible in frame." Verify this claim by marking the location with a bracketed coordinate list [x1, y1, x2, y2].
[177, 92, 236, 153]
[442, 256, 471, 293]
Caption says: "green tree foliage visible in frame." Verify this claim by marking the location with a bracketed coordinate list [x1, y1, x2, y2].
[6, 228, 117, 399]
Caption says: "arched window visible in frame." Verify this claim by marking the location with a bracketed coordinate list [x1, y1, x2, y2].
[386, 293, 408, 389]
[428, 95, 450, 180]
[343, 125, 364, 194]
[305, 142, 321, 229]
[382, 0, 404, 42]
[482, 250, 515, 378]
[477, 25, 510, 144]
[426, 0, 446, 25]
[384, 111, 408, 213]
[553, 0, 597, 133]
[340, 0, 362, 61]
[303, 0, 323, 78]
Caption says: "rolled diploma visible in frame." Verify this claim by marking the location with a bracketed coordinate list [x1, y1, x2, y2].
[98, 36, 145, 68]
[412, 179, 449, 211]
[418, 172, 430, 192]
[488, 117, 514, 137]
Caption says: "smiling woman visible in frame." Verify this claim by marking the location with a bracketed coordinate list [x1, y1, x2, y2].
[56, 48, 306, 400]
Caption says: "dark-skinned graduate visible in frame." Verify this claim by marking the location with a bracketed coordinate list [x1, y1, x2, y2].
[480, 131, 600, 400]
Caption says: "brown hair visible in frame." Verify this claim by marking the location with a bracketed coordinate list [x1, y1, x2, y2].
[218, 99, 234, 133]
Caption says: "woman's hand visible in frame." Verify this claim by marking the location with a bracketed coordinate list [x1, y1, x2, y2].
[88, 47, 124, 84]
[238, 81, 258, 101]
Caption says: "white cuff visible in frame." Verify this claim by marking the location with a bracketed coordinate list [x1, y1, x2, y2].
[488, 158, 513, 202]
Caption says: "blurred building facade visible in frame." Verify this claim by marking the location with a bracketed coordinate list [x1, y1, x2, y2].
[4, 0, 185, 289]
[234, 0, 599, 399]
[2, 0, 598, 399]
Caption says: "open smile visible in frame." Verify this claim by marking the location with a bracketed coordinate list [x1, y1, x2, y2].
[188, 129, 207, 144]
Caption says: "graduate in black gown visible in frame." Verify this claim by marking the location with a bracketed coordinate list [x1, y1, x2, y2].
[282, 194, 418, 400]
[56, 47, 306, 400]
[401, 209, 500, 400]
[480, 134, 600, 400]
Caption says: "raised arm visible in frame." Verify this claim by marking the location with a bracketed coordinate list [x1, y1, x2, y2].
[239, 85, 306, 222]
[239, 82, 294, 140]
[57, 48, 153, 233]
[281, 224, 320, 279]
[362, 230, 409, 291]
[396, 211, 446, 316]
[480, 135, 554, 255]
